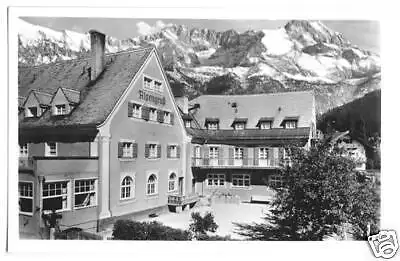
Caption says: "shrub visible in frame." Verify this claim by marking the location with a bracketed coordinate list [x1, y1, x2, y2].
[189, 212, 218, 239]
[112, 219, 190, 240]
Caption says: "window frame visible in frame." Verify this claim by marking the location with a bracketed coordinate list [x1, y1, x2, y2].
[73, 178, 97, 210]
[131, 103, 142, 118]
[185, 120, 191, 128]
[208, 146, 219, 159]
[19, 181, 34, 216]
[122, 142, 134, 158]
[270, 174, 284, 188]
[234, 147, 244, 159]
[146, 173, 159, 196]
[19, 143, 29, 158]
[207, 122, 219, 130]
[234, 123, 245, 130]
[26, 106, 38, 117]
[120, 174, 135, 201]
[285, 120, 297, 129]
[259, 147, 269, 160]
[163, 111, 171, 124]
[45, 142, 57, 157]
[42, 180, 70, 213]
[149, 143, 158, 159]
[232, 174, 251, 188]
[168, 172, 178, 193]
[207, 174, 225, 187]
[260, 121, 272, 130]
[169, 145, 178, 158]
[149, 107, 158, 121]
[55, 104, 67, 115]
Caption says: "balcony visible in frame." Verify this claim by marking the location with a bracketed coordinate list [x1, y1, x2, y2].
[19, 157, 34, 172]
[167, 194, 199, 206]
[191, 157, 290, 169]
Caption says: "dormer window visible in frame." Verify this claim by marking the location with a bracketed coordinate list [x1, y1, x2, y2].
[149, 108, 157, 121]
[185, 120, 192, 128]
[260, 122, 272, 130]
[281, 117, 299, 129]
[231, 118, 247, 130]
[144, 77, 152, 90]
[234, 123, 245, 130]
[26, 107, 38, 118]
[207, 122, 219, 130]
[285, 121, 297, 129]
[256, 117, 274, 130]
[55, 104, 67, 115]
[153, 81, 163, 92]
[205, 118, 220, 130]
[144, 76, 163, 93]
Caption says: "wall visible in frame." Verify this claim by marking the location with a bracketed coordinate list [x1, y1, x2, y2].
[24, 142, 90, 157]
[107, 53, 187, 218]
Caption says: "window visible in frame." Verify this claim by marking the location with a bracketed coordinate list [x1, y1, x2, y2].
[168, 173, 177, 192]
[147, 174, 158, 195]
[260, 122, 272, 129]
[234, 123, 245, 130]
[26, 107, 38, 117]
[164, 111, 171, 124]
[234, 147, 244, 159]
[285, 120, 297, 129]
[74, 179, 97, 209]
[55, 104, 67, 115]
[209, 147, 218, 159]
[168, 145, 179, 158]
[148, 144, 158, 158]
[153, 81, 163, 92]
[144, 76, 152, 90]
[185, 120, 191, 128]
[42, 181, 69, 212]
[120, 176, 134, 200]
[149, 108, 157, 121]
[45, 142, 57, 157]
[19, 182, 33, 215]
[207, 174, 225, 187]
[270, 175, 284, 188]
[207, 122, 218, 130]
[122, 142, 133, 158]
[232, 174, 250, 188]
[259, 148, 269, 159]
[19, 144, 29, 157]
[131, 104, 142, 118]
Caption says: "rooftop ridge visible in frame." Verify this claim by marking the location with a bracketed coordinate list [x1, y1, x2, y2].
[32, 90, 53, 96]
[191, 90, 314, 99]
[18, 47, 154, 71]
[60, 87, 81, 93]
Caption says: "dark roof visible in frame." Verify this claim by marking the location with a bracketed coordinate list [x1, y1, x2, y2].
[19, 48, 153, 130]
[182, 114, 193, 120]
[231, 117, 248, 124]
[205, 117, 220, 123]
[18, 96, 25, 108]
[28, 90, 53, 106]
[190, 91, 314, 129]
[187, 127, 310, 146]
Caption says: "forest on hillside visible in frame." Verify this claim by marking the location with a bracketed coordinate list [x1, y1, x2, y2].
[317, 89, 381, 169]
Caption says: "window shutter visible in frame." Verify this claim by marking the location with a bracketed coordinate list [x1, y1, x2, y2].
[228, 147, 234, 165]
[177, 145, 181, 158]
[145, 144, 150, 158]
[157, 144, 161, 158]
[254, 148, 259, 166]
[118, 142, 123, 158]
[218, 147, 224, 165]
[132, 143, 138, 158]
[243, 148, 248, 166]
[268, 147, 274, 165]
[203, 147, 209, 165]
[166, 145, 171, 158]
[128, 102, 133, 117]
[170, 113, 175, 125]
[142, 106, 150, 121]
[157, 110, 164, 123]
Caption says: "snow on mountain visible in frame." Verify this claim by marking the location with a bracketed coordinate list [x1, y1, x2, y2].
[17, 19, 380, 113]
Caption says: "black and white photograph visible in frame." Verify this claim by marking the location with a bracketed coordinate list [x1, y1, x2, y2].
[3, 2, 400, 261]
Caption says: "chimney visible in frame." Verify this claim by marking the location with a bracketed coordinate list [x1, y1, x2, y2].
[89, 30, 106, 81]
[175, 96, 189, 114]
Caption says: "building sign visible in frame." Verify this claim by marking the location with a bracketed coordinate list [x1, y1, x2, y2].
[139, 90, 166, 106]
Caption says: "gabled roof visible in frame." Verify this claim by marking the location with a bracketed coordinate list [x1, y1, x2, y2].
[19, 48, 153, 130]
[205, 117, 220, 123]
[61, 88, 81, 104]
[190, 91, 314, 130]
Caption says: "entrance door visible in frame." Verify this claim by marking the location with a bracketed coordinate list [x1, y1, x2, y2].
[178, 177, 184, 195]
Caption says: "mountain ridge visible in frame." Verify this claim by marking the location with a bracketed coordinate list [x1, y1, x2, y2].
[17, 18, 381, 114]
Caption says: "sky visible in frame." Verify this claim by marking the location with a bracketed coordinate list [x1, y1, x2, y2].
[21, 17, 380, 53]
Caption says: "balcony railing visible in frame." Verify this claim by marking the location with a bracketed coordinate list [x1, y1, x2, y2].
[167, 194, 199, 206]
[19, 157, 34, 171]
[191, 157, 291, 168]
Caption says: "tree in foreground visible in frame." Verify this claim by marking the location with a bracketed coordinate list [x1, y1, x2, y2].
[189, 211, 219, 240]
[234, 142, 380, 240]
